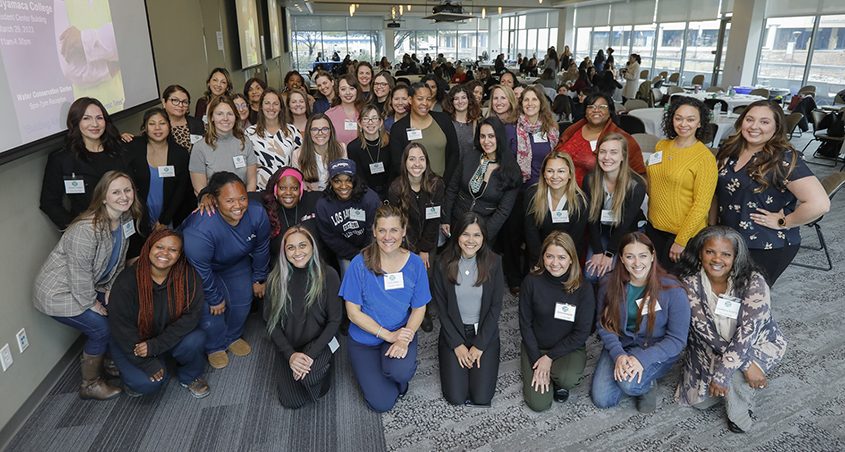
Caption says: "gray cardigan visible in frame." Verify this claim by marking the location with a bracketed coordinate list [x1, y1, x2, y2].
[34, 216, 130, 317]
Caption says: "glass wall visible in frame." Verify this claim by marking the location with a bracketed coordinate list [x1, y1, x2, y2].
[756, 16, 814, 93]
[632, 24, 657, 75]
[684, 20, 722, 86]
[806, 15, 845, 102]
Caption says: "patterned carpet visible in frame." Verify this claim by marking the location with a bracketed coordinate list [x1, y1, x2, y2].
[7, 138, 845, 452]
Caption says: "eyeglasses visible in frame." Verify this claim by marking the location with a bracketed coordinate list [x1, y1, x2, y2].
[168, 98, 190, 107]
[586, 104, 609, 111]
[361, 117, 380, 124]
[310, 127, 331, 135]
[373, 82, 390, 88]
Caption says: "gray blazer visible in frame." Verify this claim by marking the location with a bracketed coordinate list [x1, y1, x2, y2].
[34, 216, 130, 317]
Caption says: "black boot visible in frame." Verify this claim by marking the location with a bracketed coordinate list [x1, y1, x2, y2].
[553, 387, 569, 403]
[420, 311, 433, 333]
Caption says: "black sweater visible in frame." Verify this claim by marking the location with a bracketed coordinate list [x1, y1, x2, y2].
[444, 154, 519, 240]
[252, 191, 322, 265]
[519, 271, 595, 364]
[387, 177, 446, 254]
[108, 265, 204, 376]
[346, 137, 393, 199]
[262, 265, 342, 361]
[523, 184, 589, 265]
[583, 172, 646, 256]
[388, 111, 460, 186]
[40, 147, 129, 230]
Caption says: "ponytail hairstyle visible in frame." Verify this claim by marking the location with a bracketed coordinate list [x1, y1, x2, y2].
[362, 204, 407, 275]
[136, 229, 199, 340]
[599, 232, 677, 338]
[265, 226, 325, 333]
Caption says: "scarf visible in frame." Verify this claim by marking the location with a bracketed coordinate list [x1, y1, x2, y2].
[516, 115, 560, 182]
[470, 158, 493, 195]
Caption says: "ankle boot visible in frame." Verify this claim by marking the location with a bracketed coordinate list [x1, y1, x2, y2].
[79, 353, 122, 400]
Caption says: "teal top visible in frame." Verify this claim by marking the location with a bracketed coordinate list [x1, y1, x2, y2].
[626, 283, 646, 333]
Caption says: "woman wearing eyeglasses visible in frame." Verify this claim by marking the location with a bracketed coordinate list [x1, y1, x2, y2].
[160, 85, 204, 150]
[347, 105, 392, 200]
[553, 92, 646, 187]
[291, 114, 347, 192]
[372, 72, 395, 114]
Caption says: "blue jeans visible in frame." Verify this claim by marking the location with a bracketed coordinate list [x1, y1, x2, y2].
[52, 309, 110, 355]
[110, 329, 207, 395]
[200, 263, 253, 353]
[591, 348, 677, 409]
[347, 337, 418, 413]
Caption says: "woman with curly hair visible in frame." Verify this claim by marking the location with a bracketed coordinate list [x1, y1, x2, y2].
[713, 100, 828, 285]
[675, 226, 786, 433]
[443, 84, 483, 160]
[646, 96, 717, 271]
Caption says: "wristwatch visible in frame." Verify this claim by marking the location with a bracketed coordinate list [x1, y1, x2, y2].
[603, 250, 615, 258]
[777, 215, 786, 229]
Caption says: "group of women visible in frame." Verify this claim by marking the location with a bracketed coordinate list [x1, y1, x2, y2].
[32, 59, 828, 431]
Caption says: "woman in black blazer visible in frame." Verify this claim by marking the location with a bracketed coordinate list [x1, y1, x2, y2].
[442, 117, 522, 241]
[388, 83, 460, 185]
[432, 212, 503, 407]
[126, 108, 191, 257]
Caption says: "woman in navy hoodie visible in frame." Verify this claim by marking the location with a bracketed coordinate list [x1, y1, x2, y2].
[315, 159, 380, 276]
[591, 231, 690, 413]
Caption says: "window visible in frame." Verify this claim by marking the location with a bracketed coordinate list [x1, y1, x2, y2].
[632, 24, 657, 75]
[592, 26, 611, 56]
[684, 20, 722, 87]
[807, 15, 845, 102]
[576, 27, 592, 57]
[654, 22, 685, 79]
[756, 16, 815, 93]
[610, 25, 632, 55]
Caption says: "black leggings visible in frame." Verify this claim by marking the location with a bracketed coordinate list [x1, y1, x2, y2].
[438, 325, 500, 406]
[748, 245, 800, 287]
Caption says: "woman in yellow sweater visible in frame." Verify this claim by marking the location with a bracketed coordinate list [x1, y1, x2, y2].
[646, 97, 717, 271]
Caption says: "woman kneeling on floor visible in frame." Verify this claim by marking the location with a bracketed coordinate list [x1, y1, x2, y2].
[108, 229, 209, 398]
[264, 226, 342, 408]
[433, 213, 503, 407]
[519, 231, 595, 412]
[592, 232, 690, 412]
[675, 226, 786, 433]
[340, 205, 430, 412]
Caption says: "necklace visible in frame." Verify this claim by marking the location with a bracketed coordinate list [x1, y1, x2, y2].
[281, 205, 299, 229]
[365, 136, 382, 163]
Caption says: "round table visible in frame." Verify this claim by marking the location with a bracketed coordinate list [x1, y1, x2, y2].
[627, 108, 739, 144]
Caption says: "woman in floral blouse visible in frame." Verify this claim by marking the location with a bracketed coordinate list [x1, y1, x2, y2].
[714, 100, 829, 285]
[675, 225, 786, 433]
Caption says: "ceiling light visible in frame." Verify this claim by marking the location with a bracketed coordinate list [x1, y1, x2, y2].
[498, 6, 502, 14]
[482, 7, 486, 19]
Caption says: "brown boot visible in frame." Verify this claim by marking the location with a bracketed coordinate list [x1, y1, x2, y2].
[79, 353, 122, 400]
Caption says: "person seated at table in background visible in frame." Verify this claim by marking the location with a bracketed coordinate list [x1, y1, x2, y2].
[450, 65, 468, 84]
[339, 205, 431, 413]
[554, 92, 646, 187]
[433, 213, 503, 407]
[675, 226, 786, 433]
[34, 171, 142, 400]
[646, 96, 717, 272]
[519, 231, 595, 412]
[583, 133, 647, 283]
[264, 226, 341, 409]
[592, 232, 690, 413]
[181, 172, 270, 369]
[315, 159, 380, 275]
[713, 100, 829, 286]
[108, 229, 209, 398]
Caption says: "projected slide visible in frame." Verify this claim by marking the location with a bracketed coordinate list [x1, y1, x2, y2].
[0, 0, 158, 155]
[236, 0, 261, 68]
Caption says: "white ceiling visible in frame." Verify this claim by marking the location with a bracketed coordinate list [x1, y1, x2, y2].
[285, 0, 617, 16]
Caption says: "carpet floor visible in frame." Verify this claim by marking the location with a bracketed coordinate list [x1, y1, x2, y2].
[8, 135, 845, 451]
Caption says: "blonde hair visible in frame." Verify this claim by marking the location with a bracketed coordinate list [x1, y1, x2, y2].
[205, 95, 246, 149]
[587, 133, 645, 223]
[486, 84, 519, 124]
[530, 231, 582, 293]
[530, 152, 585, 226]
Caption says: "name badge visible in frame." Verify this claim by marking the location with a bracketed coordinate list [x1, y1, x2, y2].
[554, 302, 576, 322]
[64, 179, 85, 194]
[406, 128, 423, 140]
[158, 165, 175, 178]
[551, 210, 569, 223]
[233, 155, 247, 169]
[344, 119, 357, 131]
[425, 205, 441, 219]
[122, 220, 136, 238]
[189, 134, 203, 145]
[648, 151, 663, 166]
[636, 297, 662, 314]
[369, 162, 385, 174]
[384, 272, 405, 290]
[532, 132, 548, 143]
[600, 209, 615, 225]
[715, 295, 742, 319]
[349, 208, 366, 222]
[328, 336, 340, 353]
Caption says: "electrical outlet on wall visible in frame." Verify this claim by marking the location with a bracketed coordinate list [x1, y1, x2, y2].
[16, 328, 29, 353]
[0, 343, 12, 371]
